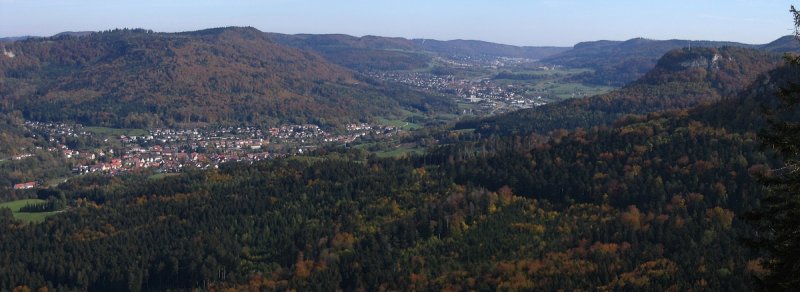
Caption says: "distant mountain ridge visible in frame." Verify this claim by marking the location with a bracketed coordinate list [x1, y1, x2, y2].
[544, 36, 800, 86]
[268, 32, 799, 87]
[266, 33, 431, 71]
[0, 36, 34, 42]
[411, 38, 569, 59]
[0, 27, 454, 128]
[52, 31, 95, 38]
[6, 30, 797, 79]
[2, 27, 796, 129]
[268, 33, 570, 71]
[0, 31, 95, 42]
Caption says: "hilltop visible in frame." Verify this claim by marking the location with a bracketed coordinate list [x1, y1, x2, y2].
[759, 35, 800, 52]
[0, 27, 454, 128]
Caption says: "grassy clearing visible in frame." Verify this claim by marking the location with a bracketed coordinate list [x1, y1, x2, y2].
[374, 144, 425, 158]
[456, 103, 476, 110]
[0, 199, 45, 211]
[14, 211, 59, 223]
[377, 117, 421, 131]
[0, 199, 59, 223]
[488, 67, 618, 101]
[83, 127, 148, 137]
[545, 83, 616, 100]
[349, 140, 423, 158]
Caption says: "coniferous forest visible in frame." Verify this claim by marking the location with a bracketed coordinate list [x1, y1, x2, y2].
[2, 6, 800, 292]
[0, 62, 798, 290]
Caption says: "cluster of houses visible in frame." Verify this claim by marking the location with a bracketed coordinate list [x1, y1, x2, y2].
[370, 71, 456, 93]
[10, 121, 403, 188]
[369, 70, 547, 116]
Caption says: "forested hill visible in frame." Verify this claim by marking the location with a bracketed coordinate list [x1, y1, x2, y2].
[457, 47, 783, 136]
[407, 62, 800, 290]
[0, 27, 454, 128]
[691, 58, 800, 132]
[0, 112, 35, 157]
[268, 33, 569, 71]
[759, 35, 800, 53]
[0, 36, 33, 42]
[266, 33, 432, 71]
[412, 38, 569, 59]
[1, 62, 797, 291]
[543, 36, 797, 86]
[440, 63, 800, 205]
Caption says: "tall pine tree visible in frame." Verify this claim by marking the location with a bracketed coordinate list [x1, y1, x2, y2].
[746, 5, 800, 290]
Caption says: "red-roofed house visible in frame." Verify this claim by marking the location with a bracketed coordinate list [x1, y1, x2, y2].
[13, 181, 36, 190]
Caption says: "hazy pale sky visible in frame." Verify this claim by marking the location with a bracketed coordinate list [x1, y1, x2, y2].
[0, 0, 796, 46]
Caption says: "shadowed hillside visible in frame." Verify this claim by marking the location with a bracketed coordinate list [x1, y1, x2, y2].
[0, 27, 454, 128]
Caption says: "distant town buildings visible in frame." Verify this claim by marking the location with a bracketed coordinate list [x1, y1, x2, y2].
[11, 121, 401, 185]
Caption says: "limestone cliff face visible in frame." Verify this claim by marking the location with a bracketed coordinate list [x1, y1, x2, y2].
[652, 47, 755, 74]
[1, 48, 14, 58]
[636, 47, 781, 98]
[678, 52, 723, 71]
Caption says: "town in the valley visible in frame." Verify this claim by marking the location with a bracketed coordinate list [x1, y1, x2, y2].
[8, 121, 401, 190]
[367, 56, 604, 116]
[5, 55, 609, 191]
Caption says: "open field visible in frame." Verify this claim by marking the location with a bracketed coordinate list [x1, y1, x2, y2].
[377, 109, 423, 130]
[0, 199, 59, 223]
[374, 143, 425, 158]
[377, 117, 421, 131]
[374, 147, 424, 158]
[543, 83, 617, 100]
[488, 68, 618, 101]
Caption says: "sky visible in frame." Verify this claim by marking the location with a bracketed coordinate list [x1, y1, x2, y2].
[0, 0, 796, 47]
